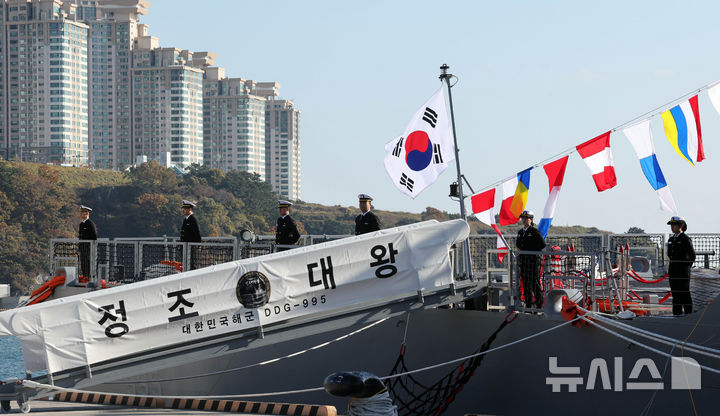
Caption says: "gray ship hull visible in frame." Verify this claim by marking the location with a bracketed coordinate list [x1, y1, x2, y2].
[40, 288, 720, 415]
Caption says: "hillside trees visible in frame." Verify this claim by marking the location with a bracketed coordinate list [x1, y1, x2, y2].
[0, 160, 610, 296]
[0, 162, 77, 292]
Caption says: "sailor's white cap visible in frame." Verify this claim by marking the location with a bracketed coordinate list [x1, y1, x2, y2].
[519, 209, 534, 219]
[80, 205, 92, 212]
[667, 215, 687, 231]
[667, 216, 685, 225]
[358, 194, 373, 202]
[278, 200, 292, 208]
[182, 200, 196, 208]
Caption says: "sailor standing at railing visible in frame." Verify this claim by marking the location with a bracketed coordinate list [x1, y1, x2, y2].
[180, 200, 202, 243]
[180, 200, 202, 270]
[355, 194, 381, 235]
[667, 216, 696, 315]
[516, 210, 546, 308]
[275, 200, 300, 251]
[78, 205, 97, 280]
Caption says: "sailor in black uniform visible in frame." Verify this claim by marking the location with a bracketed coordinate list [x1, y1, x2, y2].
[355, 194, 380, 235]
[667, 216, 696, 315]
[180, 200, 201, 243]
[275, 200, 300, 251]
[78, 205, 97, 279]
[516, 210, 546, 308]
[180, 200, 201, 270]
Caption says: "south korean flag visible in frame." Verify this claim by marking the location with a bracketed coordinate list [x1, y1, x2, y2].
[384, 87, 454, 199]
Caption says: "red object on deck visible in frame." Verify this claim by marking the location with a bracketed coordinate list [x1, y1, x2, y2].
[595, 298, 649, 316]
[159, 260, 183, 272]
[27, 275, 66, 306]
[560, 296, 590, 327]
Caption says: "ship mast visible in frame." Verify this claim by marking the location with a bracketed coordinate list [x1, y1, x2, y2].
[439, 64, 473, 279]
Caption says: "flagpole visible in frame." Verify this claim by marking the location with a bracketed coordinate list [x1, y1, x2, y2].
[440, 64, 474, 280]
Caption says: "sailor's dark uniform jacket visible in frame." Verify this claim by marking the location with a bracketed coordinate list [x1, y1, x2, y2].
[355, 211, 380, 235]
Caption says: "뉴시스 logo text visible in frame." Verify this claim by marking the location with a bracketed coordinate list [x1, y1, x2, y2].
[546, 356, 701, 392]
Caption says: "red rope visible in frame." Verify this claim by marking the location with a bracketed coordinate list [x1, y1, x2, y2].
[659, 292, 672, 304]
[627, 269, 669, 284]
[628, 290, 642, 301]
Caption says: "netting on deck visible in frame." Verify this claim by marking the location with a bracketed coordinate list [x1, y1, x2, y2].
[386, 316, 512, 416]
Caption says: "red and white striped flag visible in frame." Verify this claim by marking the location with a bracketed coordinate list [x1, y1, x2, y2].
[470, 188, 508, 263]
[576, 131, 617, 192]
[537, 155, 569, 239]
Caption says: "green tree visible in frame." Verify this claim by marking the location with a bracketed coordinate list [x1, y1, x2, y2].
[0, 162, 76, 293]
[126, 161, 178, 193]
[136, 193, 171, 235]
[184, 164, 225, 188]
[220, 170, 277, 224]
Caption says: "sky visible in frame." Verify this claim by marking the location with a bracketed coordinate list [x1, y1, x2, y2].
[142, 0, 720, 234]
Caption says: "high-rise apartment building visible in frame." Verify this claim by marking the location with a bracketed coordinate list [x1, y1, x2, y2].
[0, 0, 302, 187]
[201, 67, 266, 178]
[74, 0, 147, 169]
[256, 83, 300, 200]
[1, 0, 89, 165]
[131, 31, 204, 168]
[0, 0, 203, 169]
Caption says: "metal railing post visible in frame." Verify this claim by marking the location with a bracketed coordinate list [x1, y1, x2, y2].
[135, 242, 142, 280]
[591, 252, 597, 312]
[509, 252, 516, 309]
[90, 241, 97, 284]
[49, 239, 56, 275]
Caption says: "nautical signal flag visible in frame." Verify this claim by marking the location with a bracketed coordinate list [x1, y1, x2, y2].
[576, 131, 617, 192]
[708, 82, 720, 116]
[384, 87, 455, 198]
[622, 119, 678, 214]
[471, 188, 497, 227]
[661, 95, 705, 166]
[498, 168, 532, 226]
[470, 188, 508, 263]
[537, 156, 569, 239]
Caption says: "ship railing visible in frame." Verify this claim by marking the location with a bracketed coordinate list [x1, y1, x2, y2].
[483, 249, 512, 311]
[696, 250, 716, 269]
[96, 239, 138, 284]
[483, 248, 639, 314]
[468, 234, 606, 277]
[520, 249, 601, 313]
[49, 231, 720, 292]
[607, 233, 665, 270]
[88, 231, 720, 274]
[482, 246, 720, 316]
[50, 237, 331, 284]
[50, 238, 237, 285]
[470, 232, 720, 275]
[113, 236, 239, 244]
[49, 238, 83, 276]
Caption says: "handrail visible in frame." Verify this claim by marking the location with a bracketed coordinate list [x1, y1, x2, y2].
[47, 233, 720, 303]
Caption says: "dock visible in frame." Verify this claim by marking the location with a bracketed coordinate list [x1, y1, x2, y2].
[4, 400, 232, 414]
[1, 396, 338, 416]
[2, 401, 496, 415]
